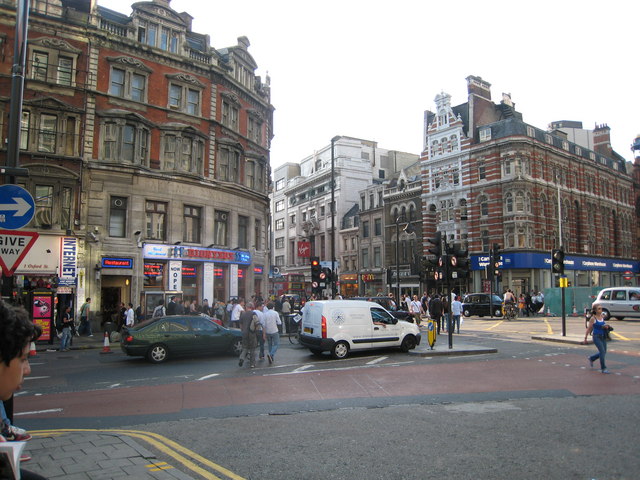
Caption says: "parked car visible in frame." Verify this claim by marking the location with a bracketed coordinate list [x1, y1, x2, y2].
[299, 300, 421, 359]
[120, 315, 243, 363]
[591, 287, 640, 320]
[349, 297, 413, 322]
[462, 293, 504, 317]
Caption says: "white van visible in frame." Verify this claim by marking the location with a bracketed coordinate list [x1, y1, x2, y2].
[298, 300, 421, 359]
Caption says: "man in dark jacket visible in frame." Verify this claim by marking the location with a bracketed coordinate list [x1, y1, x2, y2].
[166, 296, 178, 315]
[429, 294, 443, 334]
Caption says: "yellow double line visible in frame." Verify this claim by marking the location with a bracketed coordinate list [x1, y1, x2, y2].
[31, 429, 245, 480]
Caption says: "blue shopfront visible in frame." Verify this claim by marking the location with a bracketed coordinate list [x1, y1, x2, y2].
[470, 252, 640, 294]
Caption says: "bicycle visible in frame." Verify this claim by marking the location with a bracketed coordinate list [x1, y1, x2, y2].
[503, 303, 517, 321]
[288, 313, 302, 344]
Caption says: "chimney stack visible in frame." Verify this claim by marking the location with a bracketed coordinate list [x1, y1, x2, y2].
[593, 123, 612, 157]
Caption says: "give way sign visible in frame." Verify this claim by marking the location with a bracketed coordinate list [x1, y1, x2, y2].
[0, 229, 39, 276]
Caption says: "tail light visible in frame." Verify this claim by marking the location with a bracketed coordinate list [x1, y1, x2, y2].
[321, 315, 327, 338]
[125, 335, 134, 343]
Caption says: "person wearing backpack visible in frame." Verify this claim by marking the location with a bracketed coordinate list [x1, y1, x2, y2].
[152, 300, 166, 318]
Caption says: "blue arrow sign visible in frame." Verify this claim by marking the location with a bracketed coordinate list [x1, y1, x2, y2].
[0, 184, 35, 230]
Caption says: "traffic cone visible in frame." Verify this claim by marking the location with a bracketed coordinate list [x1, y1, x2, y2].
[29, 341, 37, 357]
[546, 306, 551, 316]
[571, 305, 578, 316]
[100, 331, 112, 354]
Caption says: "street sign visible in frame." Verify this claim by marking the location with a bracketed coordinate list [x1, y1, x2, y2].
[0, 184, 35, 230]
[0, 229, 39, 275]
[624, 271, 633, 281]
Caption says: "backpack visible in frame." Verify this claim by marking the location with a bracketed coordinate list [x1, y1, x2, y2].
[152, 305, 165, 318]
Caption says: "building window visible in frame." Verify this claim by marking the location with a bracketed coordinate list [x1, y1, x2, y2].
[505, 193, 513, 214]
[362, 248, 369, 269]
[108, 60, 150, 103]
[217, 146, 241, 182]
[275, 200, 284, 212]
[275, 255, 284, 266]
[168, 83, 201, 116]
[248, 114, 263, 145]
[362, 221, 370, 238]
[275, 237, 284, 249]
[161, 132, 204, 174]
[221, 98, 239, 130]
[145, 200, 167, 241]
[100, 120, 150, 166]
[237, 215, 248, 249]
[478, 160, 486, 180]
[275, 178, 285, 191]
[479, 127, 491, 142]
[374, 218, 382, 236]
[138, 20, 180, 53]
[479, 196, 489, 217]
[290, 214, 296, 225]
[33, 185, 53, 228]
[109, 196, 128, 238]
[28, 38, 80, 87]
[214, 211, 228, 246]
[183, 205, 201, 243]
[275, 218, 285, 231]
[254, 219, 262, 250]
[374, 246, 381, 268]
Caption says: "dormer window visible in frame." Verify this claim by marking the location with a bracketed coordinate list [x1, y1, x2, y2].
[138, 20, 179, 53]
[479, 127, 491, 142]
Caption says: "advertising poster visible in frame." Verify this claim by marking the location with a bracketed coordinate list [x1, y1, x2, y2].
[32, 292, 53, 341]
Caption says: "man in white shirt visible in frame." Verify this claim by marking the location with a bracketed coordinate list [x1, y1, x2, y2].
[262, 302, 282, 364]
[409, 294, 424, 325]
[230, 298, 244, 329]
[450, 295, 463, 334]
[125, 303, 135, 327]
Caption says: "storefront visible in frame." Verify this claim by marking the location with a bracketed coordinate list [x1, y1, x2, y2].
[339, 274, 358, 298]
[142, 244, 252, 303]
[470, 252, 640, 294]
[360, 273, 384, 297]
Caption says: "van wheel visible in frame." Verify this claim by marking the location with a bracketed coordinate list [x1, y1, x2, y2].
[331, 341, 349, 359]
[400, 335, 417, 352]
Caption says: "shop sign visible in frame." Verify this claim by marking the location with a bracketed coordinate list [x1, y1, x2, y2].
[182, 265, 197, 277]
[102, 257, 133, 269]
[297, 241, 311, 258]
[169, 261, 182, 291]
[144, 263, 163, 276]
[143, 244, 251, 265]
[254, 265, 263, 275]
[58, 237, 77, 286]
[361, 273, 376, 282]
[340, 274, 358, 281]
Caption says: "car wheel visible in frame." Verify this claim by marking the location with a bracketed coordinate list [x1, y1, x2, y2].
[463, 309, 471, 317]
[230, 338, 243, 356]
[601, 309, 611, 321]
[331, 341, 349, 359]
[400, 335, 417, 352]
[494, 308, 503, 317]
[147, 344, 169, 364]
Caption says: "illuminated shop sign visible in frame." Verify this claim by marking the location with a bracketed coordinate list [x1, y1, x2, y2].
[182, 265, 197, 277]
[144, 263, 163, 276]
[142, 244, 251, 265]
[254, 266, 263, 275]
[102, 257, 133, 269]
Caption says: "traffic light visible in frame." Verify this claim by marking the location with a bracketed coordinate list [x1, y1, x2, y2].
[310, 257, 321, 294]
[452, 245, 469, 279]
[492, 244, 501, 276]
[321, 267, 332, 287]
[427, 231, 442, 258]
[551, 248, 565, 275]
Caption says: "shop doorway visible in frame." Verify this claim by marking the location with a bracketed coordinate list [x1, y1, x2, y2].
[101, 286, 121, 325]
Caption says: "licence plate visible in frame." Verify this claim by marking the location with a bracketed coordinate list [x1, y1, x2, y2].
[304, 327, 313, 334]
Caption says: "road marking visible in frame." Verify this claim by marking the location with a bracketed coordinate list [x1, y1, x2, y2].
[543, 318, 554, 334]
[197, 373, 220, 381]
[147, 461, 173, 472]
[293, 364, 314, 373]
[486, 321, 503, 330]
[31, 429, 245, 480]
[610, 331, 629, 341]
[366, 356, 388, 365]
[23, 376, 49, 381]
[15, 408, 63, 416]
[108, 383, 121, 388]
[265, 361, 415, 376]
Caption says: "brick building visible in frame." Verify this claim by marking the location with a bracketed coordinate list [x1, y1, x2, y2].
[422, 76, 637, 295]
[0, 0, 273, 324]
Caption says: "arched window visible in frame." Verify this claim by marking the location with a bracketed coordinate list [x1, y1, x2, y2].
[505, 193, 513, 214]
[515, 192, 525, 213]
[460, 199, 467, 221]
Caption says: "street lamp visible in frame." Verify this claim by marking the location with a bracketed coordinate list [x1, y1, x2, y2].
[395, 215, 415, 303]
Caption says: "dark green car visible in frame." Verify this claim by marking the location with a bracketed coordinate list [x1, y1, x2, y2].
[120, 315, 243, 363]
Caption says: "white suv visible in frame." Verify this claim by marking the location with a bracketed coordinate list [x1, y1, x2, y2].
[592, 287, 640, 320]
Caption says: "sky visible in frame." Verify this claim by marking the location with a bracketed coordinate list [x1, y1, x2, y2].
[102, 0, 640, 169]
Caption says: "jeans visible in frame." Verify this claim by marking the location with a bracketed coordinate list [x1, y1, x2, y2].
[257, 333, 265, 358]
[78, 317, 92, 336]
[60, 327, 71, 351]
[266, 332, 280, 359]
[589, 334, 607, 370]
[452, 315, 461, 333]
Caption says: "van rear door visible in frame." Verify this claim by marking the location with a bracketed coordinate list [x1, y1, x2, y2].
[301, 302, 324, 338]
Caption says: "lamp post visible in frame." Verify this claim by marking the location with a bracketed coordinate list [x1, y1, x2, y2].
[395, 215, 414, 303]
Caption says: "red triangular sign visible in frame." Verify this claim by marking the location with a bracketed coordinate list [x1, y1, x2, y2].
[0, 229, 39, 276]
